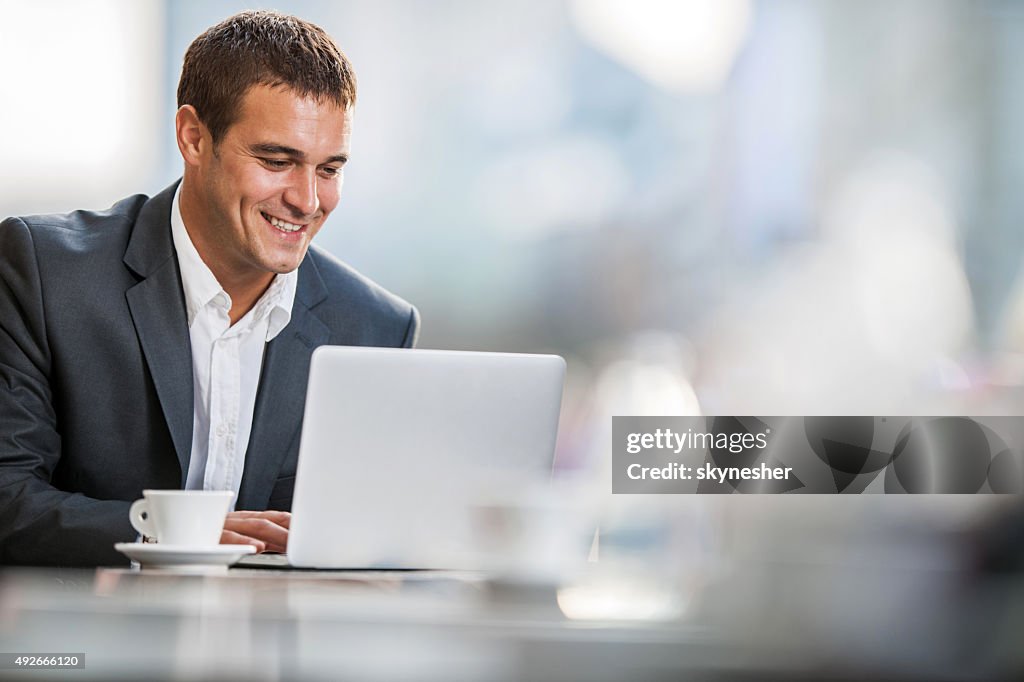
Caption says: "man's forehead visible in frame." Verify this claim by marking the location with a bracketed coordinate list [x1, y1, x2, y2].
[228, 84, 352, 152]
[236, 83, 352, 120]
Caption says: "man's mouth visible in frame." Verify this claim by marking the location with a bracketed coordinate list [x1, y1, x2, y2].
[261, 211, 305, 233]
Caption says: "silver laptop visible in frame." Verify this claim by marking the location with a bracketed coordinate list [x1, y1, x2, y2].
[278, 346, 565, 569]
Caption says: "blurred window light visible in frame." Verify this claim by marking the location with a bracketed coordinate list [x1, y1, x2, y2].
[570, 0, 752, 93]
[0, 0, 163, 211]
[473, 134, 628, 239]
[823, 151, 973, 365]
[463, 46, 572, 136]
[594, 333, 701, 416]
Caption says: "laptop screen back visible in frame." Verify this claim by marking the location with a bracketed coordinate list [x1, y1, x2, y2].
[287, 347, 565, 569]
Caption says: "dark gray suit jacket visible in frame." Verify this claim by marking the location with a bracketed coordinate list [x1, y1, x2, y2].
[0, 183, 419, 567]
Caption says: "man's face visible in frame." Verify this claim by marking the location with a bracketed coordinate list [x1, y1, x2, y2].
[193, 84, 351, 281]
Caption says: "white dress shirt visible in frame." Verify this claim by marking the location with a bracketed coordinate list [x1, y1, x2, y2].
[170, 186, 297, 508]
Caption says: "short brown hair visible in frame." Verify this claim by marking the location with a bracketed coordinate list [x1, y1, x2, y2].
[177, 10, 356, 143]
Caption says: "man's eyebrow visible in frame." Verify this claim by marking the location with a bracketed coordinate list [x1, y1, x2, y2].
[250, 143, 305, 159]
[249, 143, 348, 165]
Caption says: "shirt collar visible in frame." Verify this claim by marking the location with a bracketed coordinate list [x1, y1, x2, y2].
[256, 263, 297, 341]
[170, 184, 297, 340]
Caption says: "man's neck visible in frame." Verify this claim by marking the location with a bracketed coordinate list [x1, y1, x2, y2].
[221, 272, 274, 326]
[178, 181, 274, 326]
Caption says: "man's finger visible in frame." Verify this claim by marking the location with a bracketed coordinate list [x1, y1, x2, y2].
[220, 529, 266, 553]
[227, 510, 291, 528]
[223, 517, 289, 549]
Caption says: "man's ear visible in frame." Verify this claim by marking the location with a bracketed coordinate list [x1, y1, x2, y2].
[175, 105, 208, 167]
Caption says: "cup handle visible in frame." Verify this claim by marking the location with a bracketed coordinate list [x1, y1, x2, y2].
[129, 499, 155, 538]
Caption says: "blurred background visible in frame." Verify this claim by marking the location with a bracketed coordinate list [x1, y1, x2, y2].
[3, 0, 1024, 673]
[5, 0, 1024, 430]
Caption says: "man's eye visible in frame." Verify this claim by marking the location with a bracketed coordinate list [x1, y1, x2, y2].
[263, 159, 290, 169]
[319, 166, 342, 178]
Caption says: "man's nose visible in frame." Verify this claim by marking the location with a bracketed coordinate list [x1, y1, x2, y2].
[283, 167, 320, 219]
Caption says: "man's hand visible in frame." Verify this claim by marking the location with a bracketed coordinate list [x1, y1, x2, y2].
[221, 510, 290, 553]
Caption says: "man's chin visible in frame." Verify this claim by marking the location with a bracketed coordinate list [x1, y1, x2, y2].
[265, 246, 311, 274]
[269, 255, 307, 274]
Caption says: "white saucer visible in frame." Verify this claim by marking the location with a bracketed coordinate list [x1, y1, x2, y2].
[115, 543, 257, 568]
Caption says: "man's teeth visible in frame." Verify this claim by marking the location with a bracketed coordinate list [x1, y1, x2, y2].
[264, 213, 303, 232]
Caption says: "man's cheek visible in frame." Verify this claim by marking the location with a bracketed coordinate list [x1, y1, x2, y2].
[318, 188, 341, 215]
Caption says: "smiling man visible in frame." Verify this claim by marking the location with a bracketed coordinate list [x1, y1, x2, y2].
[0, 11, 419, 566]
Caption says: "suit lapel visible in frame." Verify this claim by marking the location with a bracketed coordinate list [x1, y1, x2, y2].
[237, 256, 329, 509]
[123, 183, 194, 485]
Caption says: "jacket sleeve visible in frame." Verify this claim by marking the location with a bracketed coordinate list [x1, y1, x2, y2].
[401, 305, 420, 349]
[0, 217, 134, 566]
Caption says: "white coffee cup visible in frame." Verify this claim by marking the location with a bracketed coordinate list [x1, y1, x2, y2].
[129, 490, 233, 546]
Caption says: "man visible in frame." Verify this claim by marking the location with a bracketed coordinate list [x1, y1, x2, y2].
[0, 11, 418, 566]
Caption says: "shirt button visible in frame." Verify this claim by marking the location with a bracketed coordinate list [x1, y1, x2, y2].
[216, 424, 227, 438]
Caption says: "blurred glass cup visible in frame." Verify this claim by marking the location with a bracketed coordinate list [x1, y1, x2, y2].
[470, 480, 595, 585]
[557, 496, 714, 622]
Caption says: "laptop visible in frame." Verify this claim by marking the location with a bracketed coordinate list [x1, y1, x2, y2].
[237, 346, 565, 570]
